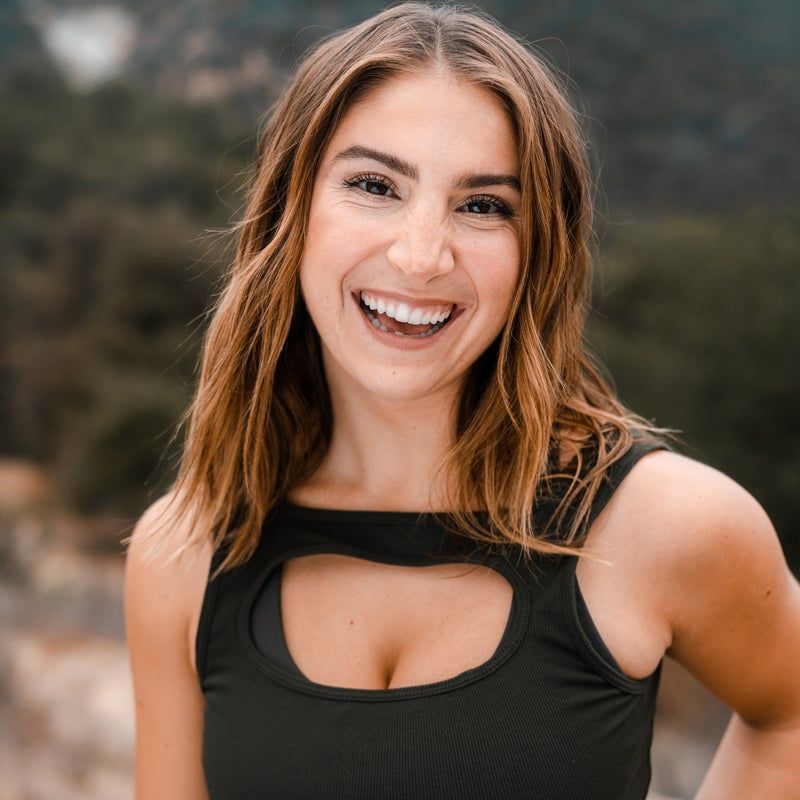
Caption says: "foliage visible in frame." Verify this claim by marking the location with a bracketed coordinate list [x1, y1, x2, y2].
[0, 72, 250, 514]
[588, 209, 800, 567]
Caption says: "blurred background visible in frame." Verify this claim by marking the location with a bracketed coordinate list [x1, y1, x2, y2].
[0, 1, 797, 798]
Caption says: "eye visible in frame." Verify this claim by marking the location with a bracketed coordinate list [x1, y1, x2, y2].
[342, 173, 515, 219]
[342, 173, 396, 198]
[461, 195, 514, 218]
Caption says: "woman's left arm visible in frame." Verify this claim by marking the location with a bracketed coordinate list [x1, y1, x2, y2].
[659, 462, 800, 799]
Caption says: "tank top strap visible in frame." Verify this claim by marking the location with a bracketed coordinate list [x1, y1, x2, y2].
[583, 433, 672, 532]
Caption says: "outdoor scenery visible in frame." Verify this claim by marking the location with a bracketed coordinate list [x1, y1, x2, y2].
[1, 1, 798, 797]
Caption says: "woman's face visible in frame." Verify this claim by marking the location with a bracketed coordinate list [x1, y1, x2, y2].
[298, 70, 522, 403]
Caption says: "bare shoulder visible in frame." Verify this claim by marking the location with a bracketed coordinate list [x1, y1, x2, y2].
[124, 491, 215, 676]
[615, 447, 800, 726]
[608, 447, 788, 608]
[124, 492, 214, 797]
[616, 447, 788, 596]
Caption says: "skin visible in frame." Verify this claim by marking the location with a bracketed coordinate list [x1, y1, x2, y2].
[125, 68, 800, 798]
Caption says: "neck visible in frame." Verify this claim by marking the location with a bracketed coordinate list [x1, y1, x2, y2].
[305, 363, 464, 511]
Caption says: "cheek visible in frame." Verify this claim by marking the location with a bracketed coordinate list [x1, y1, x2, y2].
[473, 238, 521, 321]
[487, 278, 518, 330]
[300, 220, 344, 300]
[304, 199, 377, 277]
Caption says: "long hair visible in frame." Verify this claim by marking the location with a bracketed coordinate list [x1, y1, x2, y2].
[127, 1, 679, 579]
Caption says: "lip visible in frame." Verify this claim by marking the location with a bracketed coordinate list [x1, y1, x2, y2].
[351, 291, 465, 351]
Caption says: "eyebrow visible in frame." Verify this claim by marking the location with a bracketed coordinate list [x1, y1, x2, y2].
[331, 144, 521, 193]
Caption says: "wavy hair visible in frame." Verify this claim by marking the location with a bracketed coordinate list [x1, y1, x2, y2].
[127, 1, 679, 578]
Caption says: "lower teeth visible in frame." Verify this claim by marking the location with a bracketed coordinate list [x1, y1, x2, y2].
[362, 305, 447, 338]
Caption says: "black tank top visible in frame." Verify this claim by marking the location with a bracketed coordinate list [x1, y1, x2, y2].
[196, 436, 671, 799]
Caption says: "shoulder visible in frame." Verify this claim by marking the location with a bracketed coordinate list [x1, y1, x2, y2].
[619, 448, 800, 726]
[124, 491, 215, 673]
[620, 446, 785, 590]
[125, 490, 213, 577]
[615, 447, 786, 605]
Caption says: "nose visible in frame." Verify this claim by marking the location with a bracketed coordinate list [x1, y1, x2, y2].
[385, 205, 455, 281]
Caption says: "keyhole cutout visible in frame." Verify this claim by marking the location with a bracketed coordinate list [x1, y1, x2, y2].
[249, 552, 515, 691]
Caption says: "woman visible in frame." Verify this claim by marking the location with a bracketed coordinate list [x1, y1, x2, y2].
[124, 3, 800, 798]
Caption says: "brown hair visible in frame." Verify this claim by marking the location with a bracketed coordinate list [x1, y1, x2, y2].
[126, 1, 679, 578]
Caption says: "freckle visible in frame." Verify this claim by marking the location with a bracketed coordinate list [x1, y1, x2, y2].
[765, 589, 772, 596]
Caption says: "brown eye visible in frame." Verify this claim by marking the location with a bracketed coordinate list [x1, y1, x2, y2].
[343, 174, 396, 197]
[462, 195, 513, 218]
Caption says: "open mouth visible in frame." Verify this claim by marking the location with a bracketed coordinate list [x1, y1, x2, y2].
[353, 291, 460, 340]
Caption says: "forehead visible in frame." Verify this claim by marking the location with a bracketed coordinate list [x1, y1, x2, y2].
[323, 72, 519, 172]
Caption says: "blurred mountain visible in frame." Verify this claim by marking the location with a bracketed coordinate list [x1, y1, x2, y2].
[4, 0, 798, 213]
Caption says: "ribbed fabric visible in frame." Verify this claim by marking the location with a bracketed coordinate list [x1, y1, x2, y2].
[196, 436, 671, 799]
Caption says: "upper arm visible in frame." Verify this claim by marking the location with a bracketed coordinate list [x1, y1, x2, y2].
[660, 460, 800, 730]
[124, 493, 212, 800]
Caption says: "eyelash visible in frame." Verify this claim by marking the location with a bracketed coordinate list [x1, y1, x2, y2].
[342, 172, 515, 219]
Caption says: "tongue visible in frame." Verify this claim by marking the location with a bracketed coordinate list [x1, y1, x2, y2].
[375, 310, 433, 335]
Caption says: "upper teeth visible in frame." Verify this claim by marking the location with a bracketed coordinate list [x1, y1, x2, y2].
[359, 291, 453, 325]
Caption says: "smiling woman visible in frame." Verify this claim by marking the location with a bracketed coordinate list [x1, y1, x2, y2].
[123, 2, 800, 799]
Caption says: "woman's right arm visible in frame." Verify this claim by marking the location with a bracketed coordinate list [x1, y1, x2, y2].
[124, 494, 212, 800]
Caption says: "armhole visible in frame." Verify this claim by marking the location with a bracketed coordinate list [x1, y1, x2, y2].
[194, 543, 227, 690]
[559, 437, 673, 694]
[560, 557, 654, 695]
[573, 567, 624, 673]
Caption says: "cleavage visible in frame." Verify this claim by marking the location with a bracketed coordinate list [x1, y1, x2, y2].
[250, 552, 515, 691]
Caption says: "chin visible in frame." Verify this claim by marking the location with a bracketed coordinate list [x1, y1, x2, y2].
[353, 371, 452, 403]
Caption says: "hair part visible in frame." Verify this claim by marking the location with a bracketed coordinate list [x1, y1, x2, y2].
[124, 1, 680, 579]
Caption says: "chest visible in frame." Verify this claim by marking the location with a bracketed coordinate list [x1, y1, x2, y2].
[278, 553, 514, 690]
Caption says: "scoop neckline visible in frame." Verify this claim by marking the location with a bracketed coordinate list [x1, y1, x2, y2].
[237, 545, 532, 702]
